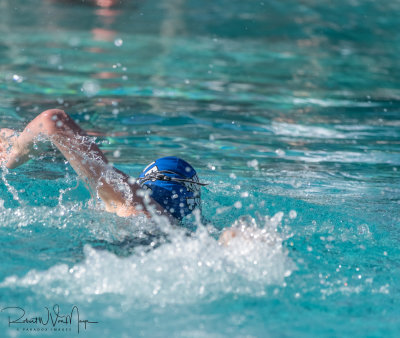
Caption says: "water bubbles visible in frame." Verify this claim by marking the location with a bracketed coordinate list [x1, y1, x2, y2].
[229, 173, 237, 179]
[0, 208, 294, 307]
[216, 207, 229, 214]
[270, 212, 284, 226]
[82, 80, 100, 97]
[289, 210, 297, 219]
[48, 54, 61, 65]
[275, 149, 285, 156]
[234, 201, 242, 209]
[240, 192, 249, 198]
[114, 38, 123, 47]
[247, 159, 259, 170]
[357, 224, 371, 237]
[12, 74, 23, 83]
[113, 150, 121, 158]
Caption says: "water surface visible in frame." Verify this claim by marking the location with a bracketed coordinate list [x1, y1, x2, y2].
[0, 0, 399, 337]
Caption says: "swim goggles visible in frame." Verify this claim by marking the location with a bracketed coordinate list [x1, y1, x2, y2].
[138, 170, 208, 186]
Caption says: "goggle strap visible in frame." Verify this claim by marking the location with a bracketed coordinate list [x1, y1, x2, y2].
[139, 171, 208, 186]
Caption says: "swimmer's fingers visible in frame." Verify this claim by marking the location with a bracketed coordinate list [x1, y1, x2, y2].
[218, 226, 267, 247]
[218, 228, 239, 246]
[0, 129, 20, 166]
[0, 128, 18, 145]
[0, 128, 15, 153]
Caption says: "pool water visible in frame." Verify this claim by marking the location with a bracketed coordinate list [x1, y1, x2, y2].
[0, 0, 400, 336]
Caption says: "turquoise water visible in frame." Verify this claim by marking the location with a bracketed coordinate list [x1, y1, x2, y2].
[1, 0, 400, 336]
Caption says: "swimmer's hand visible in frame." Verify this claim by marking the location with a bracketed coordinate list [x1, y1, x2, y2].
[0, 128, 22, 168]
[218, 226, 268, 246]
[1, 109, 165, 218]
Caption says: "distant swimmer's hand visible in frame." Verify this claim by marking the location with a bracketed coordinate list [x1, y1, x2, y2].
[218, 226, 268, 246]
[0, 128, 19, 166]
[218, 228, 239, 246]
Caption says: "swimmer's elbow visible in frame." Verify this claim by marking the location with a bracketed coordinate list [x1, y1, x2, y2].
[35, 109, 71, 136]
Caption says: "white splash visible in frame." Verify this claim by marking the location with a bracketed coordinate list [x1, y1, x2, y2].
[0, 214, 295, 307]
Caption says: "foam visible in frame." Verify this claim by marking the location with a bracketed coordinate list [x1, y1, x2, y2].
[0, 213, 295, 308]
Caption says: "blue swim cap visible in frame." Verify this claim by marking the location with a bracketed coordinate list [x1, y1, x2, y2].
[138, 157, 205, 219]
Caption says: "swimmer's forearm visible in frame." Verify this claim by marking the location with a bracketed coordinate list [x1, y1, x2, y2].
[8, 109, 116, 188]
[5, 109, 105, 169]
[5, 123, 46, 169]
[5, 109, 150, 216]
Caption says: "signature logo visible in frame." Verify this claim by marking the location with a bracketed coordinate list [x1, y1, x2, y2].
[1, 305, 98, 334]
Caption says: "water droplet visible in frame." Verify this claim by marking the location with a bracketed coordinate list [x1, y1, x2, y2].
[48, 54, 61, 65]
[114, 38, 123, 47]
[12, 74, 23, 83]
[82, 80, 100, 97]
[234, 201, 242, 209]
[247, 159, 259, 169]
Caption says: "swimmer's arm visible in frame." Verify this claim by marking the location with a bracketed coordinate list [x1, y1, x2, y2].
[0, 109, 159, 217]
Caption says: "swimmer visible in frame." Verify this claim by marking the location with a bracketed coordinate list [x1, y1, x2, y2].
[0, 109, 252, 244]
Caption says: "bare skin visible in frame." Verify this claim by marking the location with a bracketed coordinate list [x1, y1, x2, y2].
[0, 109, 165, 218]
[0, 109, 242, 244]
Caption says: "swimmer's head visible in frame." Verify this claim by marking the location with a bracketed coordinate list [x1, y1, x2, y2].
[138, 156, 206, 220]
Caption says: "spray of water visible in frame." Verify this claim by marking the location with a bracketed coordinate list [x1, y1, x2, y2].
[0, 212, 295, 307]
